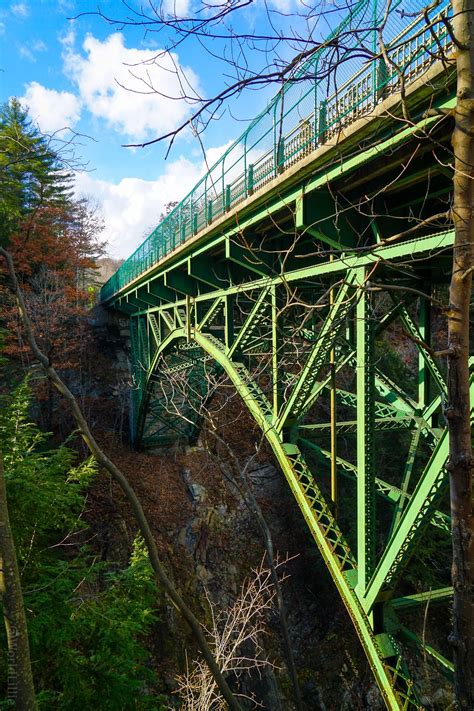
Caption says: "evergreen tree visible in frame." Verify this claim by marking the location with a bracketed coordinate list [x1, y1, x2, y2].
[0, 98, 105, 284]
[0, 100, 106, 404]
[0, 99, 72, 247]
[0, 382, 165, 709]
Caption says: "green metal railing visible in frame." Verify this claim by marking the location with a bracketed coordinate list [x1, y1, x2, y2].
[101, 0, 452, 302]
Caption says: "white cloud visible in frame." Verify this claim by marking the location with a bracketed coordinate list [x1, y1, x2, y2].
[64, 32, 200, 142]
[11, 2, 28, 17]
[18, 39, 47, 62]
[75, 159, 201, 258]
[74, 140, 233, 258]
[59, 27, 75, 49]
[33, 39, 47, 52]
[204, 140, 235, 169]
[19, 45, 35, 61]
[162, 0, 191, 15]
[58, 0, 76, 11]
[20, 82, 81, 133]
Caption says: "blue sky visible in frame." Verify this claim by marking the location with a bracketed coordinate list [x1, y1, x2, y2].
[1, 0, 330, 257]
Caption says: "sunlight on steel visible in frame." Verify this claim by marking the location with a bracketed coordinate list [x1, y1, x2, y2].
[101, 1, 463, 707]
[100, 0, 452, 302]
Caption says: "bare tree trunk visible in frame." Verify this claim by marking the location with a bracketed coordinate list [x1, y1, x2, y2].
[209, 432, 303, 711]
[45, 379, 53, 434]
[0, 248, 242, 711]
[0, 450, 37, 710]
[231, 470, 303, 711]
[448, 1, 474, 706]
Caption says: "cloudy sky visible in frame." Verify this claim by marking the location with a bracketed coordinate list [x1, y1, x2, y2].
[2, 0, 324, 258]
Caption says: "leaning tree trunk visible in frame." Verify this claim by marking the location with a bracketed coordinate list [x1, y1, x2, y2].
[449, 1, 474, 706]
[0, 247, 242, 711]
[211, 432, 303, 711]
[0, 451, 37, 710]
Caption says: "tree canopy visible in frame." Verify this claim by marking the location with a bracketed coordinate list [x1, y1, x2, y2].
[0, 99, 73, 247]
[0, 99, 106, 379]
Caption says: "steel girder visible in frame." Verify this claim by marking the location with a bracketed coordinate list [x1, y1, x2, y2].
[104, 70, 465, 708]
[120, 224, 470, 708]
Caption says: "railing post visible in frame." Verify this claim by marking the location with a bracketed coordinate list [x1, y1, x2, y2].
[376, 54, 390, 102]
[193, 213, 198, 235]
[207, 199, 213, 225]
[273, 91, 282, 177]
[277, 137, 285, 174]
[313, 58, 320, 150]
[225, 184, 231, 211]
[222, 158, 225, 213]
[372, 0, 379, 110]
[243, 135, 247, 195]
[177, 206, 182, 249]
[248, 164, 254, 196]
[318, 99, 327, 144]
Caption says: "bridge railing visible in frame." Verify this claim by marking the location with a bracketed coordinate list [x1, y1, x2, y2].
[101, 0, 452, 302]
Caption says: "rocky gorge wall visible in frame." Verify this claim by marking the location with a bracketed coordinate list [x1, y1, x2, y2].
[84, 307, 386, 709]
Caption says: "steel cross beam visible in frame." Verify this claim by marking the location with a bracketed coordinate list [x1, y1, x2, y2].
[102, 21, 464, 702]
[356, 267, 376, 594]
[299, 439, 450, 534]
[276, 270, 359, 432]
[120, 235, 461, 708]
[117, 221, 463, 709]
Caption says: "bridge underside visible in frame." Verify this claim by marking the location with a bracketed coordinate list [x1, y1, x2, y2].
[105, 82, 472, 707]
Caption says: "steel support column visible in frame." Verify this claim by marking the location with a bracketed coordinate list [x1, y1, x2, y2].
[356, 269, 375, 595]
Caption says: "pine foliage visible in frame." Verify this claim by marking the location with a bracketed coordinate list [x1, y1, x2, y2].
[0, 383, 165, 709]
[0, 99, 72, 247]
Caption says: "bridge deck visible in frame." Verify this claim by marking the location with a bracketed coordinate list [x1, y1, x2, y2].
[100, 0, 453, 305]
[101, 2, 466, 708]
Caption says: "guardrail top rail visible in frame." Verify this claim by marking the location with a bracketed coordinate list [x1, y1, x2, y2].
[100, 0, 452, 303]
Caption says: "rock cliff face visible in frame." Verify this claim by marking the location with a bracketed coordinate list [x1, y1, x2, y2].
[89, 451, 381, 709]
[169, 451, 383, 710]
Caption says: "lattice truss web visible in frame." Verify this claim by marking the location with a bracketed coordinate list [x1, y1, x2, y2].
[104, 0, 468, 704]
[127, 254, 470, 707]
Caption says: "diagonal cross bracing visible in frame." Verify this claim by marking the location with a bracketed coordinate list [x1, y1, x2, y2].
[362, 430, 449, 611]
[101, 5, 463, 702]
[277, 271, 359, 431]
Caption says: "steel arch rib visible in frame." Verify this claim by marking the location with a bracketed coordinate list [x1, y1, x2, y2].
[195, 329, 414, 709]
[143, 325, 412, 709]
[136, 328, 188, 445]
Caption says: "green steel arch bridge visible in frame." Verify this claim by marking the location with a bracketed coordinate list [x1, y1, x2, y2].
[100, 1, 472, 707]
